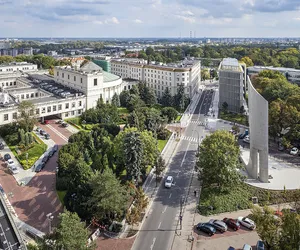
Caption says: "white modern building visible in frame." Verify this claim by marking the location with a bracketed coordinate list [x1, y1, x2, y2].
[54, 61, 125, 109]
[110, 58, 201, 98]
[218, 58, 246, 113]
[0, 62, 37, 74]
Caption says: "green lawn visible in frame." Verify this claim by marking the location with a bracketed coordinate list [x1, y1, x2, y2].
[57, 190, 67, 206]
[199, 182, 300, 216]
[158, 139, 168, 152]
[175, 115, 182, 122]
[219, 111, 248, 126]
[118, 107, 129, 114]
[6, 133, 47, 170]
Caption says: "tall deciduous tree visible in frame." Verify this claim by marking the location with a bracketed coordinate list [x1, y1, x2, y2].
[196, 130, 241, 191]
[161, 107, 178, 123]
[88, 169, 128, 221]
[119, 90, 131, 108]
[17, 101, 37, 132]
[111, 93, 120, 107]
[160, 87, 173, 107]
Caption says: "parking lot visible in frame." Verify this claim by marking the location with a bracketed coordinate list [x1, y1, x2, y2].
[193, 209, 260, 250]
[0, 119, 77, 233]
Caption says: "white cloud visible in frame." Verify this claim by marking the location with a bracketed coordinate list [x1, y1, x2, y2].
[104, 17, 120, 24]
[175, 15, 196, 23]
[133, 19, 143, 23]
[181, 10, 194, 16]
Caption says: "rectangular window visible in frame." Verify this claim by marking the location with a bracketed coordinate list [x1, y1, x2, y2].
[94, 79, 98, 86]
[57, 72, 59, 76]
[65, 103, 69, 109]
[68, 75, 70, 80]
[81, 78, 82, 83]
[4, 114, 8, 121]
[47, 106, 51, 113]
[58, 104, 62, 111]
[72, 102, 75, 108]
[36, 109, 40, 115]
[35, 93, 38, 97]
[13, 112, 17, 119]
[78, 110, 82, 115]
[26, 94, 29, 99]
[71, 111, 75, 116]
[53, 105, 57, 112]
[79, 101, 82, 106]
[31, 93, 34, 98]
[74, 76, 76, 81]
[42, 107, 46, 114]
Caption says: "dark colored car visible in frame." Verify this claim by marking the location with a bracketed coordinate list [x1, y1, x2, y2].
[44, 133, 50, 139]
[228, 247, 236, 250]
[52, 144, 58, 152]
[256, 240, 265, 250]
[61, 122, 69, 127]
[4, 153, 11, 161]
[35, 162, 45, 172]
[40, 130, 46, 136]
[196, 223, 216, 236]
[48, 150, 54, 157]
[42, 155, 49, 163]
[0, 142, 4, 150]
[223, 218, 240, 231]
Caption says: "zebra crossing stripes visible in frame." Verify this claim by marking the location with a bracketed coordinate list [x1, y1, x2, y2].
[190, 120, 205, 126]
[181, 136, 199, 143]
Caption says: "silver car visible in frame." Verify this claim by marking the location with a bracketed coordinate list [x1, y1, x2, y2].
[209, 219, 228, 233]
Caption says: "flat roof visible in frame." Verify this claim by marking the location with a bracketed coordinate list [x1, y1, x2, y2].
[0, 62, 35, 67]
[103, 71, 120, 82]
[248, 66, 300, 73]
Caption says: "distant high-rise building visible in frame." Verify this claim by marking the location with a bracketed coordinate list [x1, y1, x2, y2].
[21, 47, 33, 56]
[218, 58, 245, 113]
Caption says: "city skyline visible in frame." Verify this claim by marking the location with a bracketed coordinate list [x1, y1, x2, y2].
[1, 0, 300, 38]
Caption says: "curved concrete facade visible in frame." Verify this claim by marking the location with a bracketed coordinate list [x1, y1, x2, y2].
[247, 76, 269, 183]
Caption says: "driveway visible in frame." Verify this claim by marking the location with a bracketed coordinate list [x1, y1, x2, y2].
[0, 119, 76, 233]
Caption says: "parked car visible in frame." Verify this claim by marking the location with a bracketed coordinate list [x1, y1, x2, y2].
[239, 129, 249, 139]
[36, 127, 41, 132]
[48, 150, 54, 157]
[61, 122, 69, 128]
[40, 130, 46, 136]
[256, 240, 265, 250]
[44, 133, 50, 139]
[196, 223, 216, 236]
[4, 153, 11, 161]
[237, 217, 256, 230]
[208, 219, 227, 233]
[52, 144, 58, 152]
[41, 120, 50, 125]
[290, 147, 299, 156]
[228, 247, 236, 250]
[243, 135, 250, 144]
[223, 218, 240, 231]
[56, 119, 63, 124]
[0, 142, 4, 150]
[278, 143, 285, 151]
[42, 155, 49, 163]
[164, 176, 174, 188]
[242, 244, 252, 250]
[35, 162, 45, 172]
[6, 159, 14, 167]
[9, 165, 19, 175]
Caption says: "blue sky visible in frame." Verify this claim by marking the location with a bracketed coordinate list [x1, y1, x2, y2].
[1, 0, 300, 37]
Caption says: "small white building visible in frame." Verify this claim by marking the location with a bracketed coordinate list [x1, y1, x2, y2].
[0, 62, 37, 74]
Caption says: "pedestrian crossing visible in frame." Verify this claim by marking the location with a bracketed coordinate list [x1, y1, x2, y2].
[181, 136, 199, 143]
[190, 120, 205, 126]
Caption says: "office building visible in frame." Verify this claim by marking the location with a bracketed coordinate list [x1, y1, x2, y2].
[110, 58, 201, 98]
[218, 58, 245, 113]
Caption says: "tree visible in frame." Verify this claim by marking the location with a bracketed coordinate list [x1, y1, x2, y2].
[196, 130, 241, 191]
[222, 102, 228, 113]
[155, 156, 166, 186]
[138, 82, 157, 106]
[161, 107, 178, 123]
[88, 169, 128, 221]
[250, 206, 281, 250]
[239, 56, 254, 67]
[201, 69, 210, 81]
[160, 87, 173, 107]
[119, 90, 131, 108]
[111, 93, 120, 107]
[123, 131, 144, 181]
[41, 210, 95, 250]
[24, 133, 29, 147]
[173, 85, 188, 112]
[17, 101, 37, 132]
[279, 211, 300, 250]
[140, 130, 158, 173]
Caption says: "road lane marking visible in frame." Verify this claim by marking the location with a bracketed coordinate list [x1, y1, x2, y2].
[158, 222, 161, 229]
[150, 237, 156, 250]
[169, 193, 172, 198]
[162, 206, 167, 213]
[46, 125, 68, 142]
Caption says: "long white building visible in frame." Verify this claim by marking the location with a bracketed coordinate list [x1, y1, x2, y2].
[110, 58, 201, 98]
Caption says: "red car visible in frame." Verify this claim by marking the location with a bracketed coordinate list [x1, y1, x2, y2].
[41, 120, 50, 125]
[223, 218, 240, 231]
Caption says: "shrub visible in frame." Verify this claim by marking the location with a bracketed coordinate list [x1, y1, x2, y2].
[56, 177, 71, 191]
[157, 128, 171, 140]
[18, 143, 47, 170]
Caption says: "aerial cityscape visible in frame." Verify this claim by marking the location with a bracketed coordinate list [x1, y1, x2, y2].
[1, 1, 300, 250]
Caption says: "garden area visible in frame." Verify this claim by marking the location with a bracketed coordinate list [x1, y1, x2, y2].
[0, 125, 47, 170]
[219, 111, 248, 126]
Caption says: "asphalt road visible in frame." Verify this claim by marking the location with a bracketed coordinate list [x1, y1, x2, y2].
[131, 89, 214, 250]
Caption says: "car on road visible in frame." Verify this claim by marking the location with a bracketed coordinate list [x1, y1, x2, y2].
[242, 244, 252, 250]
[35, 162, 45, 172]
[56, 119, 63, 124]
[243, 135, 250, 144]
[44, 133, 50, 139]
[6, 159, 14, 167]
[196, 223, 216, 236]
[4, 153, 11, 161]
[0, 142, 4, 150]
[208, 219, 227, 233]
[290, 147, 299, 156]
[9, 165, 19, 175]
[42, 155, 49, 163]
[61, 122, 69, 127]
[164, 176, 174, 188]
[256, 240, 265, 250]
[223, 218, 240, 231]
[36, 127, 41, 132]
[52, 144, 58, 152]
[41, 120, 50, 125]
[237, 216, 256, 230]
[48, 150, 55, 157]
[228, 247, 235, 250]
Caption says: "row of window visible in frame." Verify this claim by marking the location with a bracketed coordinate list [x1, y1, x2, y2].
[57, 71, 98, 86]
[1, 81, 17, 87]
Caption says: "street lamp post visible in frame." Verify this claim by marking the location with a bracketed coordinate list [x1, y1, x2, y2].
[46, 213, 54, 234]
